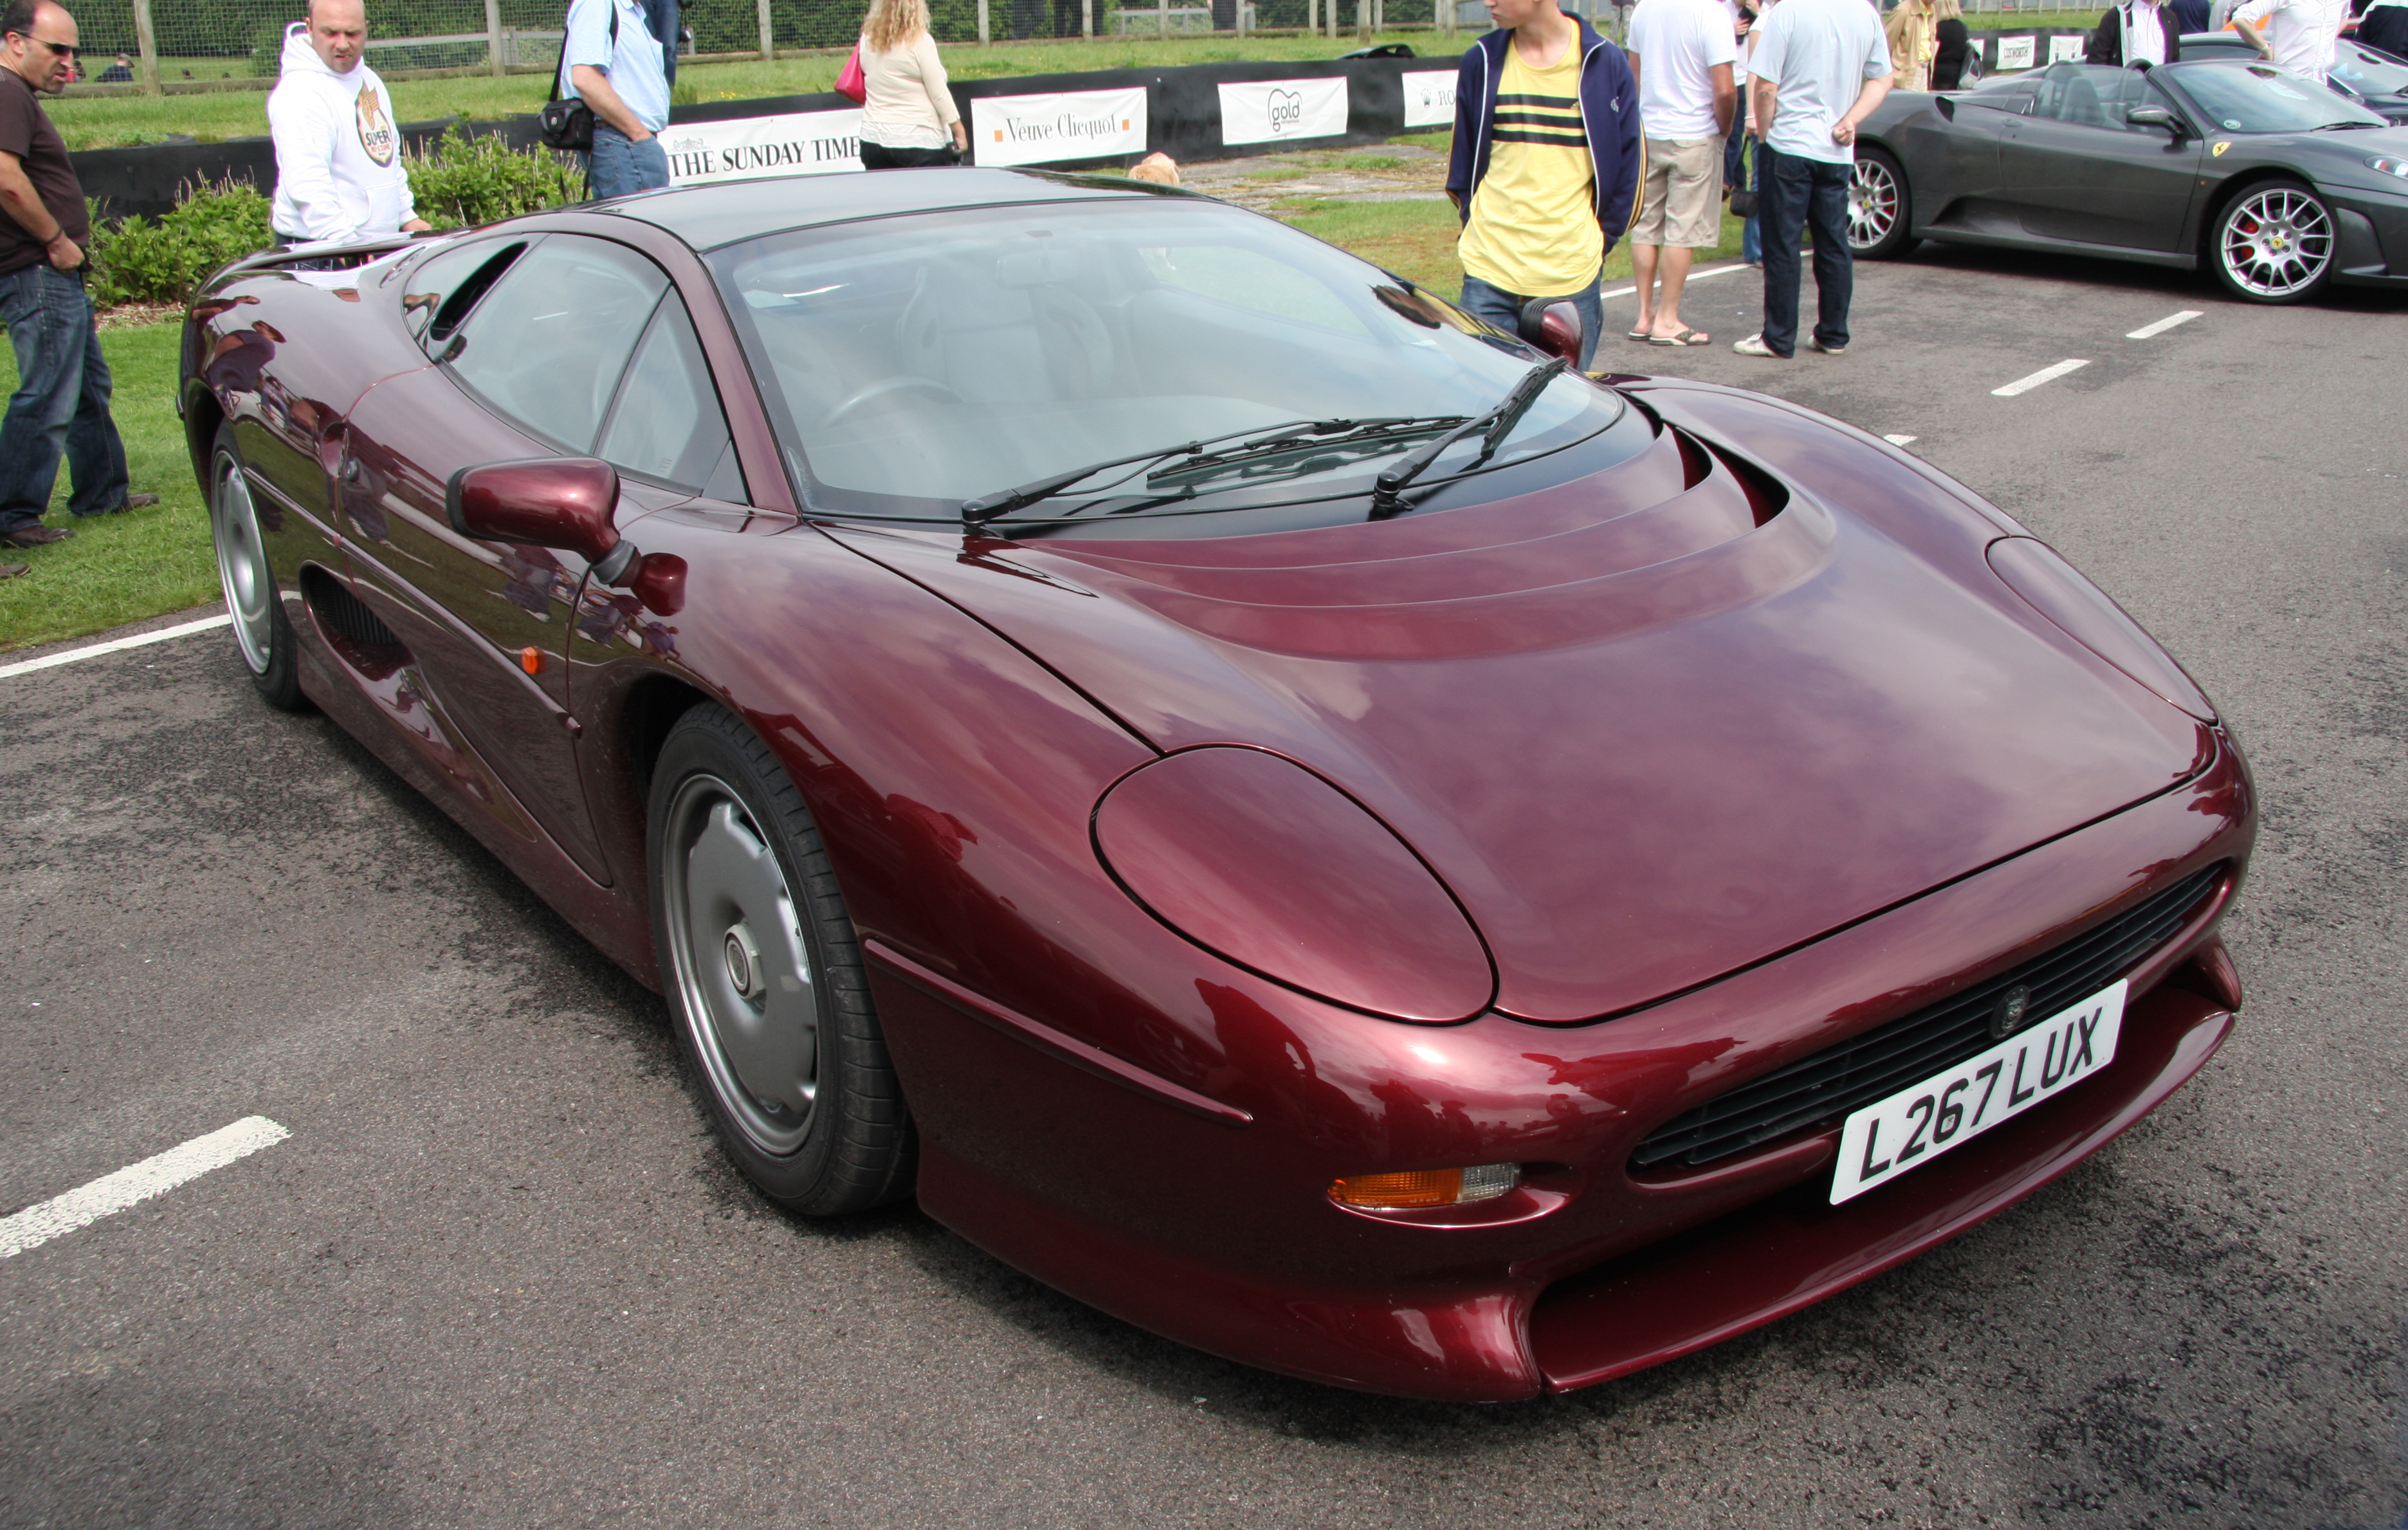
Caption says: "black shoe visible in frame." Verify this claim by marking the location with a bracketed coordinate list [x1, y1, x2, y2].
[76, 493, 160, 518]
[0, 525, 74, 548]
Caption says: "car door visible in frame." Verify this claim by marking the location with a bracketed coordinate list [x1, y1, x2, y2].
[1996, 64, 2206, 250]
[1913, 91, 2030, 235]
[338, 232, 692, 881]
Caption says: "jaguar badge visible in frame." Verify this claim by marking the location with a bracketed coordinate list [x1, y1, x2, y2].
[1989, 984, 2034, 1040]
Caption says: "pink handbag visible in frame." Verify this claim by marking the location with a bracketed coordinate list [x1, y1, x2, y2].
[836, 44, 867, 104]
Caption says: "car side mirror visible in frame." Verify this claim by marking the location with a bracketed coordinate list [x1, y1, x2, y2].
[1517, 296, 1585, 367]
[2126, 104, 2184, 136]
[446, 456, 640, 584]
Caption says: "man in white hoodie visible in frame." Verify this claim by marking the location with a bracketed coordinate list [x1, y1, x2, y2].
[268, 0, 429, 244]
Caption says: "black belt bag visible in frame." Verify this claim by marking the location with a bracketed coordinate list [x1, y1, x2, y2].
[539, 5, 616, 152]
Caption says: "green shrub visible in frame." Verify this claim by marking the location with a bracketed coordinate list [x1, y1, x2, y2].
[86, 178, 275, 307]
[404, 125, 583, 228]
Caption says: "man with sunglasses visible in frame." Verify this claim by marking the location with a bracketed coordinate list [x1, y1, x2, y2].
[1, 0, 156, 554]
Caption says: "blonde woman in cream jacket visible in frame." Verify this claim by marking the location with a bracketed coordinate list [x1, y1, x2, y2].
[857, 0, 969, 169]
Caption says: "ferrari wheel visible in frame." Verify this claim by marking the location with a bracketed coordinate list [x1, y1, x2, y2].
[1848, 149, 1917, 259]
[649, 704, 915, 1214]
[208, 423, 306, 711]
[2212, 179, 2334, 304]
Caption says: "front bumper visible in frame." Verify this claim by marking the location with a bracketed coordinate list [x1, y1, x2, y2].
[871, 729, 2252, 1402]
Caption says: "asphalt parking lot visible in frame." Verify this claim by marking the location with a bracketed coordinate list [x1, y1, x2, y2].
[3, 244, 2404, 1529]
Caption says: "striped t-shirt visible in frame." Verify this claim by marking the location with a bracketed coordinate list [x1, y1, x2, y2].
[1457, 41, 1602, 299]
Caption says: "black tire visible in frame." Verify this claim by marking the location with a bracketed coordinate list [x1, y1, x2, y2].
[647, 704, 915, 1214]
[206, 422, 307, 711]
[2209, 178, 2336, 304]
[1848, 147, 1919, 259]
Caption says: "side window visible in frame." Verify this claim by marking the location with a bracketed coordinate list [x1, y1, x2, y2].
[444, 235, 669, 451]
[595, 296, 749, 501]
[401, 238, 528, 352]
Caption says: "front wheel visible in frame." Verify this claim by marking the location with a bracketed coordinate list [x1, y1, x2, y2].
[2211, 179, 2335, 304]
[208, 423, 306, 711]
[1848, 148, 1918, 259]
[648, 704, 915, 1215]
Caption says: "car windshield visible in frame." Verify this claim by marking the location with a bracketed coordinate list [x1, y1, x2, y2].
[2166, 60, 2386, 132]
[707, 195, 1640, 536]
[2331, 40, 2408, 95]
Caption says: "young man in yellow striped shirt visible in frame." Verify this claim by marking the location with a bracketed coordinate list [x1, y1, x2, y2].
[1445, 0, 1645, 369]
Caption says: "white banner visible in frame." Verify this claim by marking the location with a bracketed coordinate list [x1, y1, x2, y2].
[661, 111, 862, 185]
[2048, 32, 2086, 62]
[1217, 77, 1350, 145]
[972, 87, 1148, 167]
[1994, 34, 2036, 70]
[1401, 69, 1457, 129]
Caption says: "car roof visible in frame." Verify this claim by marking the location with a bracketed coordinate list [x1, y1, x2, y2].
[601, 167, 1181, 251]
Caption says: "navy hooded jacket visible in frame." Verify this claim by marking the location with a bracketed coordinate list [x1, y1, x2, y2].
[1445, 19, 1646, 269]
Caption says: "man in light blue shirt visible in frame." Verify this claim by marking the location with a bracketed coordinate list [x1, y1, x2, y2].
[561, 0, 670, 199]
[1732, 0, 1890, 359]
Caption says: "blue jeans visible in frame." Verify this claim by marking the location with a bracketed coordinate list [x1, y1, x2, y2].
[1737, 136, 1763, 265]
[0, 262, 129, 532]
[1456, 272, 1603, 370]
[586, 123, 671, 200]
[1758, 150, 1854, 358]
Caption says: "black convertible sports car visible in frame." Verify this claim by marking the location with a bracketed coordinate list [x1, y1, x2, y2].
[1848, 59, 2408, 302]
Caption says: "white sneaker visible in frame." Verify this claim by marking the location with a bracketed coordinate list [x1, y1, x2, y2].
[1731, 334, 1787, 358]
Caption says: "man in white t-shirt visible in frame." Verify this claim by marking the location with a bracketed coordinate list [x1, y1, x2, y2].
[1625, 0, 1739, 345]
[1733, 0, 1890, 358]
[2232, 0, 2343, 80]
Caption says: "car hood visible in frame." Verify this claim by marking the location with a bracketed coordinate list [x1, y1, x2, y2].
[821, 383, 2211, 1023]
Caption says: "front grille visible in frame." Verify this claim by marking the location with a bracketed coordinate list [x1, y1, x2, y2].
[1630, 864, 2225, 1170]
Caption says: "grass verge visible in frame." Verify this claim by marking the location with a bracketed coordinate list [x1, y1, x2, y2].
[0, 322, 215, 650]
[1272, 196, 1749, 297]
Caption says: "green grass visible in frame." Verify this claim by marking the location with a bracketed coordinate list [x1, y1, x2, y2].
[1271, 196, 1748, 296]
[48, 32, 1448, 150]
[0, 322, 215, 650]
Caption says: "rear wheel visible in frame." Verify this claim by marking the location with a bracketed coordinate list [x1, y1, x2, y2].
[2211, 179, 2335, 304]
[207, 423, 306, 711]
[648, 704, 915, 1214]
[1848, 148, 1918, 259]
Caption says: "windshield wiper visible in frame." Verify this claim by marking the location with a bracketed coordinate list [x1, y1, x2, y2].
[961, 440, 1209, 527]
[1367, 358, 1568, 519]
[1147, 415, 1470, 488]
[2314, 119, 2382, 129]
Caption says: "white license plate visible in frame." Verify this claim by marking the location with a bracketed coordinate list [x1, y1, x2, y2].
[1830, 979, 2126, 1205]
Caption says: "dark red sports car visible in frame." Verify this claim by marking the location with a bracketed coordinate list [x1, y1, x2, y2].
[179, 169, 2253, 1403]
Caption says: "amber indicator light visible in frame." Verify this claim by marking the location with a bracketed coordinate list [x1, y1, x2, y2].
[1327, 1164, 1519, 1211]
[520, 646, 543, 675]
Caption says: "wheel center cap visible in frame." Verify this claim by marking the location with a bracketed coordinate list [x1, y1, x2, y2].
[723, 923, 762, 999]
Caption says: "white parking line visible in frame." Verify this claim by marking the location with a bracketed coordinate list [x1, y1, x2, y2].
[1993, 360, 2090, 397]
[1884, 434, 1918, 446]
[0, 1116, 290, 1261]
[0, 612, 231, 682]
[1601, 262, 1753, 300]
[2126, 310, 2202, 340]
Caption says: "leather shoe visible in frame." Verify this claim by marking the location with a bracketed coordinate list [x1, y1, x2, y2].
[0, 562, 27, 579]
[1, 525, 75, 547]
[78, 493, 160, 517]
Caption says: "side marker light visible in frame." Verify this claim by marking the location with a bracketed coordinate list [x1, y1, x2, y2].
[520, 646, 543, 675]
[1329, 1163, 1520, 1210]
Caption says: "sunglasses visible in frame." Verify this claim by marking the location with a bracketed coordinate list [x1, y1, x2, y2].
[14, 35, 82, 59]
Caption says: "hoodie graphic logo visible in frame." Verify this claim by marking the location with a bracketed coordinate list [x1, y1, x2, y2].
[358, 87, 397, 167]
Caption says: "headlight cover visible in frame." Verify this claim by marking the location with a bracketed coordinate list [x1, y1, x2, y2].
[1093, 747, 1495, 1023]
[2363, 155, 2408, 178]
[1987, 536, 2216, 722]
